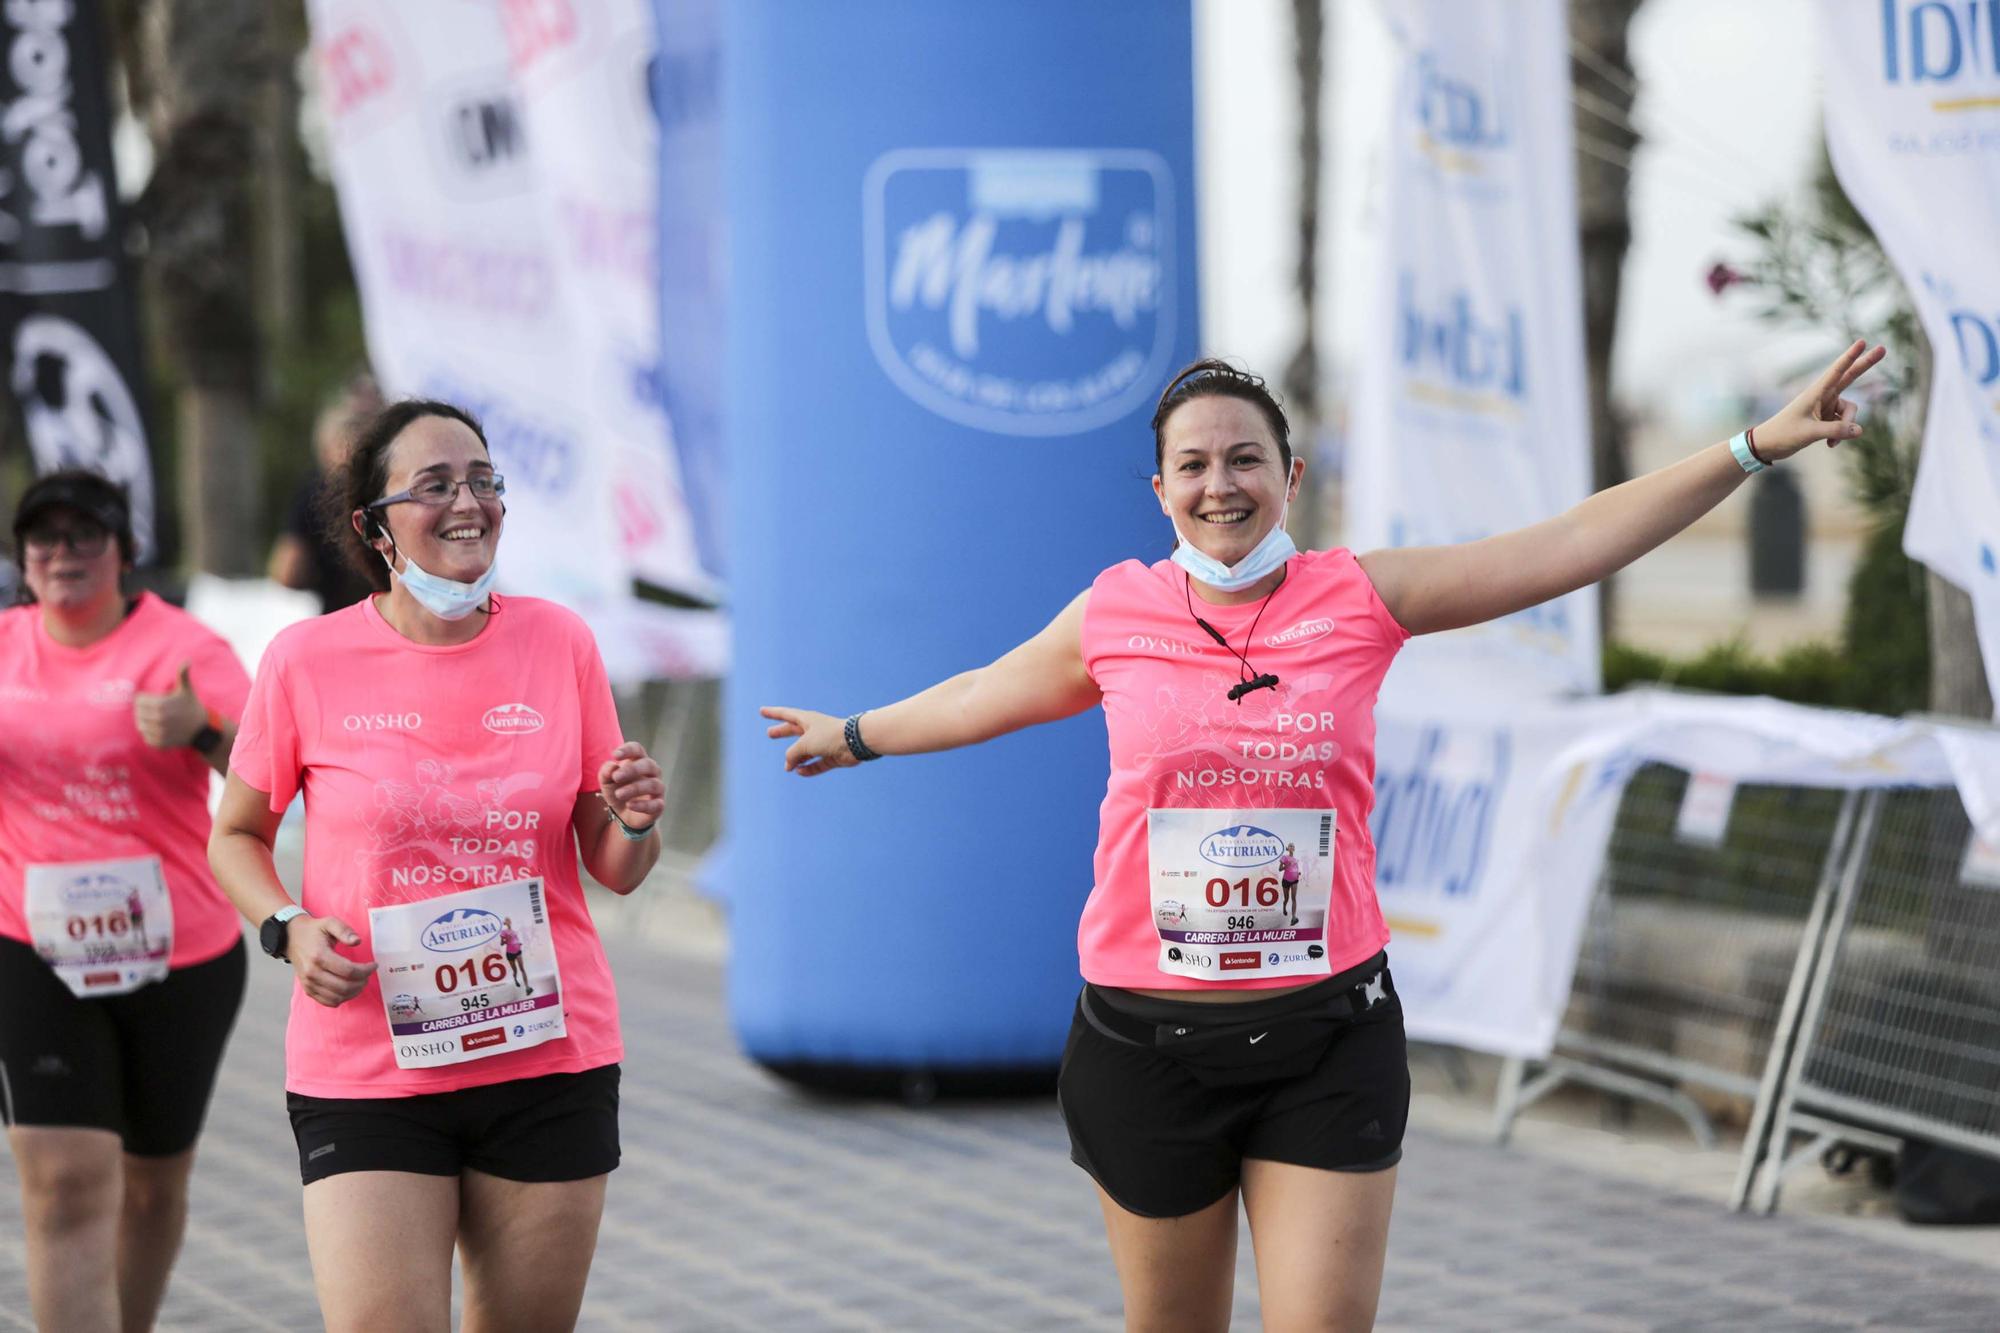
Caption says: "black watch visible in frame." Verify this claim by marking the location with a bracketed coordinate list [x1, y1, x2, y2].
[188, 723, 223, 754]
[260, 906, 307, 960]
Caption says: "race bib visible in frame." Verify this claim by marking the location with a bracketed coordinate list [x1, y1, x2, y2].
[1147, 809, 1336, 981]
[24, 856, 173, 998]
[369, 877, 566, 1070]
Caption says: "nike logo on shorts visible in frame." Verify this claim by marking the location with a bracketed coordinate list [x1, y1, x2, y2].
[1248, 1032, 1267, 1045]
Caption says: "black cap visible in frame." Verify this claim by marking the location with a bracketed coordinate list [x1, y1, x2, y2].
[12, 470, 133, 554]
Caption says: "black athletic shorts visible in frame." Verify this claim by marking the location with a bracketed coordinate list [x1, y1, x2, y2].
[0, 933, 247, 1157]
[1059, 952, 1408, 1219]
[287, 1064, 621, 1186]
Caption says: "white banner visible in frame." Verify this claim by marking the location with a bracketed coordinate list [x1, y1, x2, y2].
[1348, 0, 1599, 701]
[501, 0, 712, 601]
[306, 0, 722, 677]
[1819, 0, 2000, 713]
[1389, 689, 2000, 1058]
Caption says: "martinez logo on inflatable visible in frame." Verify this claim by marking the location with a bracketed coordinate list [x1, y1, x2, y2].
[1198, 825, 1285, 869]
[421, 907, 502, 954]
[863, 148, 1175, 436]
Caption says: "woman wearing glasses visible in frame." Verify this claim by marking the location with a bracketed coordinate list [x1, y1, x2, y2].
[0, 469, 251, 1331]
[209, 401, 666, 1332]
[763, 343, 1884, 1331]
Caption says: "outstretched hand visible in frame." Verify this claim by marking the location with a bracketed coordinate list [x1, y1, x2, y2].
[760, 706, 859, 777]
[1751, 339, 1886, 462]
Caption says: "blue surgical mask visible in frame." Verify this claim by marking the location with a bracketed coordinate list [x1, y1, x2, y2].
[1169, 501, 1296, 591]
[383, 549, 497, 621]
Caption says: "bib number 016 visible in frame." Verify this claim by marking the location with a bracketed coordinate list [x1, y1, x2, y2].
[67, 911, 134, 940]
[434, 952, 508, 994]
[1205, 876, 1279, 909]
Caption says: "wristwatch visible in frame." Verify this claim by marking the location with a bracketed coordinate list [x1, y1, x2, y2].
[188, 706, 225, 755]
[260, 905, 308, 960]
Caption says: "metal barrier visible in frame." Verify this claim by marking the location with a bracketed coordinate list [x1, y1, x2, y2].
[1495, 763, 1858, 1148]
[1750, 785, 2000, 1211]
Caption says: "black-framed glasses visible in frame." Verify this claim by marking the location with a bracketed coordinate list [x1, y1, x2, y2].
[23, 524, 111, 559]
[369, 473, 506, 511]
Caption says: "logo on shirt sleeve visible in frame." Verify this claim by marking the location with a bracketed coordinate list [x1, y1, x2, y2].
[482, 703, 546, 735]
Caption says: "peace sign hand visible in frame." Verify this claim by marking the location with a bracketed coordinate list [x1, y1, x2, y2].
[1751, 339, 1887, 462]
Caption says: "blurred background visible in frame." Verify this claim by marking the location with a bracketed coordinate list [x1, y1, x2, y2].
[5, 0, 1999, 1261]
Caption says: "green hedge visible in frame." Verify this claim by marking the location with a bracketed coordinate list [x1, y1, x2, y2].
[1606, 520, 1929, 717]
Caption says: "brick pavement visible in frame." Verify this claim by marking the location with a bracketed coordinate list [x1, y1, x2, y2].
[3, 930, 1999, 1331]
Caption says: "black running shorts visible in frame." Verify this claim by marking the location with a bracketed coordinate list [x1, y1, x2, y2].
[0, 934, 247, 1156]
[1059, 954, 1409, 1219]
[287, 1064, 621, 1186]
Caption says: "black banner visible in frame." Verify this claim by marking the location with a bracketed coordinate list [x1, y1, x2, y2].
[0, 0, 155, 559]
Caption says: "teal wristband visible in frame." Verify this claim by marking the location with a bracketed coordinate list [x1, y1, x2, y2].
[1729, 430, 1767, 474]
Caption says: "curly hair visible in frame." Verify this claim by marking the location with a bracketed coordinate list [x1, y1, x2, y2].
[320, 399, 490, 593]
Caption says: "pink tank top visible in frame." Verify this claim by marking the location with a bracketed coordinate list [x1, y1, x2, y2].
[1078, 550, 1409, 989]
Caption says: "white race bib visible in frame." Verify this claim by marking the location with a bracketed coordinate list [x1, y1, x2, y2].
[1147, 809, 1336, 981]
[369, 877, 566, 1070]
[24, 856, 173, 998]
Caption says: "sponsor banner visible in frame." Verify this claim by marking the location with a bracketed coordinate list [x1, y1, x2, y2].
[721, 0, 1199, 1067]
[1348, 0, 1598, 700]
[305, 0, 719, 677]
[1388, 689, 2000, 1058]
[650, 0, 725, 582]
[0, 0, 157, 559]
[503, 0, 711, 598]
[1819, 1, 2000, 713]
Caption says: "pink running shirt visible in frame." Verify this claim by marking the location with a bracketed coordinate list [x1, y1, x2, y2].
[0, 594, 250, 969]
[230, 595, 627, 1097]
[1078, 550, 1409, 989]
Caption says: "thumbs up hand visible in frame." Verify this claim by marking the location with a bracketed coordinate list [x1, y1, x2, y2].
[134, 663, 206, 750]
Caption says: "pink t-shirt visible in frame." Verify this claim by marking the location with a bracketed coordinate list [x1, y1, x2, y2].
[1078, 550, 1409, 989]
[231, 595, 627, 1098]
[0, 594, 250, 969]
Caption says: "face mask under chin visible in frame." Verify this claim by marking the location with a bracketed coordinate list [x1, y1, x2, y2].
[380, 545, 498, 621]
[1169, 504, 1296, 592]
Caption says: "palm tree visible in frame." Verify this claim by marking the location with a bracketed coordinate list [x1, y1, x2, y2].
[1569, 0, 1646, 639]
[120, 0, 274, 576]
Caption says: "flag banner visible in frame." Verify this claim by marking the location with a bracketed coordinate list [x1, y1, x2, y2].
[306, 0, 720, 677]
[1820, 0, 2000, 713]
[1348, 0, 1598, 702]
[0, 0, 157, 559]
[650, 0, 725, 584]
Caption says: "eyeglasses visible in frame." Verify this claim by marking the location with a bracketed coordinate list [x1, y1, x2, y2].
[370, 473, 506, 511]
[23, 525, 111, 559]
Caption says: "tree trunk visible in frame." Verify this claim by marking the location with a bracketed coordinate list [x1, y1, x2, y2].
[1286, 0, 1326, 547]
[1569, 0, 1644, 643]
[131, 0, 272, 576]
[1926, 572, 1993, 719]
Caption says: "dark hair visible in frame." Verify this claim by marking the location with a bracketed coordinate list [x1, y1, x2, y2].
[11, 468, 136, 602]
[323, 399, 490, 593]
[1150, 358, 1292, 473]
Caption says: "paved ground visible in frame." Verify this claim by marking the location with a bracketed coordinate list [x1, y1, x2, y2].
[3, 919, 1999, 1331]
